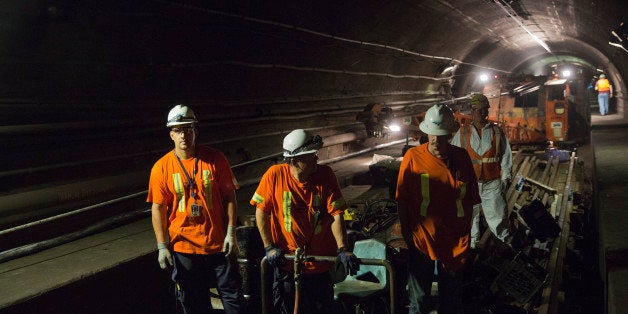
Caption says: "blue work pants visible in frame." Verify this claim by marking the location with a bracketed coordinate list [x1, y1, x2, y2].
[598, 92, 609, 115]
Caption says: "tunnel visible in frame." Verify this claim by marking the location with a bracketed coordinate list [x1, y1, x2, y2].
[0, 1, 627, 313]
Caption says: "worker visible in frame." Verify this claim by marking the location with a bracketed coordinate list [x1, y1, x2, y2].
[396, 104, 481, 314]
[451, 94, 513, 250]
[147, 104, 243, 313]
[252, 129, 359, 314]
[594, 74, 613, 116]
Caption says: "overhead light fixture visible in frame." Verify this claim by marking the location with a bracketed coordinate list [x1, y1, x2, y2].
[388, 124, 401, 132]
[442, 65, 456, 74]
[609, 22, 627, 53]
[609, 41, 628, 53]
[494, 0, 551, 53]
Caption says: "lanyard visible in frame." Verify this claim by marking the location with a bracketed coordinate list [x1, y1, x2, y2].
[175, 152, 198, 199]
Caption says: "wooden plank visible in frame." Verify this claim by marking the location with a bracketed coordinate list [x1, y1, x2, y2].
[538, 152, 576, 314]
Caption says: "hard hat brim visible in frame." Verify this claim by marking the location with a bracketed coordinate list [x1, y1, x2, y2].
[167, 121, 197, 127]
[283, 149, 319, 157]
[419, 120, 457, 136]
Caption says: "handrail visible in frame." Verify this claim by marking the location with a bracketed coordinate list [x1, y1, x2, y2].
[260, 254, 395, 314]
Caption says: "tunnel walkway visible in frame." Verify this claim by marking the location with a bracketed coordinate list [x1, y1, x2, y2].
[0, 143, 405, 313]
[0, 121, 627, 313]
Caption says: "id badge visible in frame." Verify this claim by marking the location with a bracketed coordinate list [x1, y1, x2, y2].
[191, 204, 201, 217]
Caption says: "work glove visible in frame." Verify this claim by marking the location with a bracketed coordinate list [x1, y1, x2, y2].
[338, 247, 360, 276]
[222, 225, 239, 257]
[264, 245, 285, 268]
[157, 242, 173, 269]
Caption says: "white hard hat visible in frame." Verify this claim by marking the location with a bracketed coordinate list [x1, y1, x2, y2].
[166, 104, 198, 127]
[419, 104, 459, 136]
[283, 129, 323, 157]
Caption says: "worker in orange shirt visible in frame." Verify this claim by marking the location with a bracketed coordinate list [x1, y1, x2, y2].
[396, 104, 481, 314]
[148, 104, 243, 313]
[595, 74, 613, 115]
[252, 129, 358, 313]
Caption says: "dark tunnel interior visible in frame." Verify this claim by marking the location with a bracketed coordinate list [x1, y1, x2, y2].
[0, 1, 626, 311]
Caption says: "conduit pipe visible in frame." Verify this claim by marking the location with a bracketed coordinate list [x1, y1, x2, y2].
[153, 0, 510, 75]
[1, 134, 405, 235]
[0, 137, 408, 261]
[1, 93, 435, 135]
[0, 191, 146, 237]
[0, 209, 148, 263]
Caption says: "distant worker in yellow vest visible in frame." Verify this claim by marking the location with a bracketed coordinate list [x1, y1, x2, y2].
[451, 94, 513, 250]
[595, 74, 613, 116]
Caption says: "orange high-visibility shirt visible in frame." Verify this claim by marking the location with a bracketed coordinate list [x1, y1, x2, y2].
[147, 146, 239, 255]
[396, 143, 480, 271]
[251, 164, 347, 273]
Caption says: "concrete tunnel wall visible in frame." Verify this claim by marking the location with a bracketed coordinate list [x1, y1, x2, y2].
[1, 1, 627, 228]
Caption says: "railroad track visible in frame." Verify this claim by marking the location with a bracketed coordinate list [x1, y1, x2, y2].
[475, 146, 593, 313]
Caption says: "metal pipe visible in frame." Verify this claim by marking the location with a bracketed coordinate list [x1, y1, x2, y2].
[153, 0, 510, 74]
[320, 139, 407, 165]
[2, 135, 405, 224]
[0, 209, 148, 263]
[1, 96, 438, 179]
[0, 191, 147, 237]
[0, 138, 407, 265]
[261, 254, 395, 314]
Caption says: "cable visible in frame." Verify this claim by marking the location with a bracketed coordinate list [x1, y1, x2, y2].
[150, 0, 510, 74]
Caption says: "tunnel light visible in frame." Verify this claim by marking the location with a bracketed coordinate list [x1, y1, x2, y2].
[480, 74, 490, 82]
[388, 124, 401, 132]
[495, 0, 551, 53]
[609, 22, 627, 53]
[561, 70, 571, 78]
[609, 41, 628, 53]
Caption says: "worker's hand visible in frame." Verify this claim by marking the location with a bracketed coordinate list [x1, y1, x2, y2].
[338, 247, 360, 276]
[222, 225, 239, 257]
[501, 178, 510, 192]
[265, 245, 285, 268]
[157, 242, 173, 269]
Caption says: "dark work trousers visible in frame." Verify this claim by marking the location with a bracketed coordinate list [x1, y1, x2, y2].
[272, 267, 339, 314]
[172, 252, 243, 314]
[406, 247, 464, 314]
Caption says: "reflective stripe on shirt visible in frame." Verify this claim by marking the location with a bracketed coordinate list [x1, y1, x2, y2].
[173, 173, 186, 212]
[420, 173, 430, 216]
[283, 191, 292, 232]
[332, 198, 346, 210]
[202, 169, 213, 210]
[471, 157, 499, 164]
[252, 192, 264, 204]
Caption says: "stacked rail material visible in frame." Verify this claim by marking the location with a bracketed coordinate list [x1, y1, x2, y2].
[477, 148, 593, 313]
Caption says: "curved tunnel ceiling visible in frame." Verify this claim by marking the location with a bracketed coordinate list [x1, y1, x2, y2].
[1, 0, 627, 207]
[1, 1, 625, 103]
